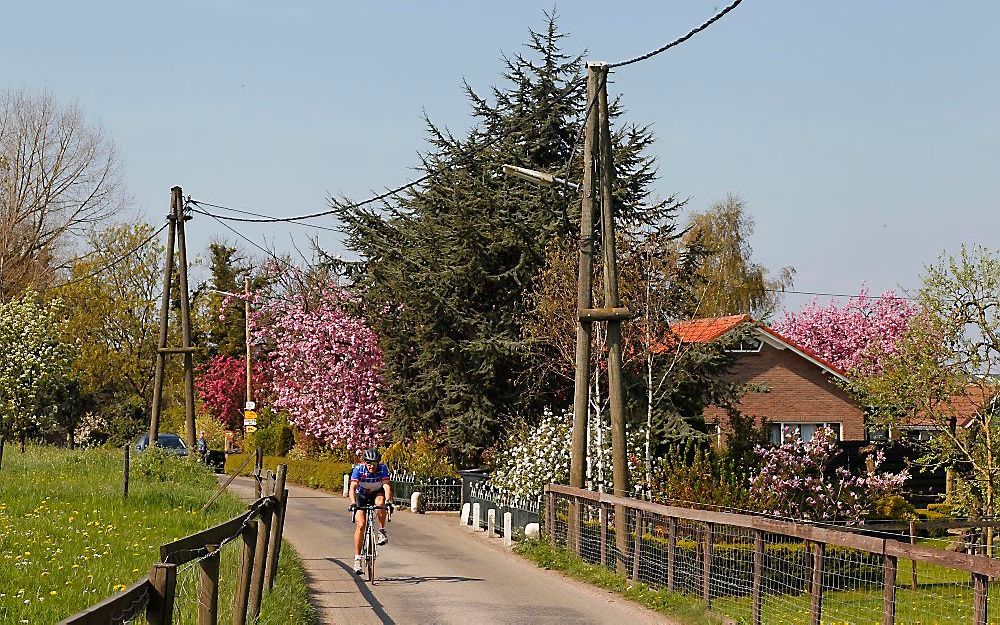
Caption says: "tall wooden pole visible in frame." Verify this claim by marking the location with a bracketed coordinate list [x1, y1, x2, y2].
[173, 186, 197, 452]
[571, 65, 601, 490]
[596, 63, 630, 573]
[149, 190, 179, 445]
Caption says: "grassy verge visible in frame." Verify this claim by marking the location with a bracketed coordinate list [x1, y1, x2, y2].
[514, 539, 721, 625]
[0, 445, 316, 624]
[226, 453, 352, 493]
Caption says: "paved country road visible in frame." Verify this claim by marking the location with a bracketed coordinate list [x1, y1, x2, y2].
[224, 477, 674, 625]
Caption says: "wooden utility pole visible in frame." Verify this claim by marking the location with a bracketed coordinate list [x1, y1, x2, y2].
[566, 61, 632, 573]
[148, 186, 197, 451]
[570, 64, 601, 491]
[175, 187, 197, 451]
[596, 63, 631, 573]
[149, 188, 180, 445]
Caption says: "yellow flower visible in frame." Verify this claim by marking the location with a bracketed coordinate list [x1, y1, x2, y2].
[49, 591, 57, 596]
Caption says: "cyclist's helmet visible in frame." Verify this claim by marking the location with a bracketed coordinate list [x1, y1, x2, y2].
[362, 448, 381, 464]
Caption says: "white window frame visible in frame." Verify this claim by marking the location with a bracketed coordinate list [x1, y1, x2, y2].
[769, 422, 842, 444]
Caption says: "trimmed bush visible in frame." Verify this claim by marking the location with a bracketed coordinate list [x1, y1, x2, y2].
[226, 454, 352, 492]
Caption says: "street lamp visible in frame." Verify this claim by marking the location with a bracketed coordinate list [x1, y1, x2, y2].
[502, 164, 580, 191]
[207, 281, 256, 430]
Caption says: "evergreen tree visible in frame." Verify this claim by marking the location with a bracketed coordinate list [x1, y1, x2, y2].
[333, 13, 670, 463]
[197, 242, 250, 360]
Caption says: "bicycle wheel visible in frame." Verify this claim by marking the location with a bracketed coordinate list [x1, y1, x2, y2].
[367, 517, 377, 583]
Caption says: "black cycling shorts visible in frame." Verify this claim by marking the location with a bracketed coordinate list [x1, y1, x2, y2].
[355, 489, 385, 510]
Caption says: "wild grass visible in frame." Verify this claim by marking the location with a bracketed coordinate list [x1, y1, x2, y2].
[0, 445, 315, 624]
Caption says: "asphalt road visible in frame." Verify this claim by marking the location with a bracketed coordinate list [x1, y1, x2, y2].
[224, 477, 674, 625]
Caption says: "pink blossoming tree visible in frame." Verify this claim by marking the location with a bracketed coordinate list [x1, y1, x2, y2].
[195, 355, 269, 430]
[772, 288, 919, 374]
[250, 288, 386, 453]
[749, 427, 907, 523]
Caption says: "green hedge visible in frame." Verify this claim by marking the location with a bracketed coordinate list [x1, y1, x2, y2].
[226, 454, 352, 492]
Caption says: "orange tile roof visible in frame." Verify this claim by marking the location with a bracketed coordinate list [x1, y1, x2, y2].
[669, 314, 751, 343]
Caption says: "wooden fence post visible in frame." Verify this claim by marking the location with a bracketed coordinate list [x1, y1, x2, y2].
[253, 447, 263, 499]
[667, 517, 677, 592]
[752, 530, 764, 625]
[146, 563, 177, 625]
[909, 520, 917, 590]
[199, 544, 220, 625]
[265, 465, 288, 589]
[810, 542, 825, 625]
[632, 509, 643, 581]
[973, 572, 988, 625]
[703, 523, 714, 606]
[547, 490, 556, 547]
[882, 553, 897, 625]
[122, 444, 130, 499]
[232, 522, 257, 625]
[599, 503, 608, 567]
[248, 504, 273, 619]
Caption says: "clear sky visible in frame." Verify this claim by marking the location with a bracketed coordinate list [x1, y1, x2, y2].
[3, 1, 998, 312]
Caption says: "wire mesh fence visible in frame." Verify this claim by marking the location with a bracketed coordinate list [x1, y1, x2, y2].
[545, 485, 1000, 625]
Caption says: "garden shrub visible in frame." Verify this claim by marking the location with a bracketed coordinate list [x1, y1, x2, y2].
[870, 494, 917, 521]
[225, 453, 352, 492]
[651, 441, 751, 511]
[382, 433, 458, 477]
[134, 447, 211, 483]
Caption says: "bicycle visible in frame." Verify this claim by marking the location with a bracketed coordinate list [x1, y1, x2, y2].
[352, 503, 392, 584]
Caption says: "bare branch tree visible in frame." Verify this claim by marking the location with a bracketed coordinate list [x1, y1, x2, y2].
[0, 89, 124, 298]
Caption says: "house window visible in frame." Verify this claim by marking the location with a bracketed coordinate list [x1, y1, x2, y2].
[866, 427, 890, 443]
[769, 422, 842, 445]
[900, 427, 938, 442]
[727, 338, 763, 353]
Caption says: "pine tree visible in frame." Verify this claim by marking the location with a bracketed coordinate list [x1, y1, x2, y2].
[333, 13, 670, 463]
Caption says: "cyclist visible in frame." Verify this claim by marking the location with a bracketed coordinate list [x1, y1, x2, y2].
[348, 448, 393, 574]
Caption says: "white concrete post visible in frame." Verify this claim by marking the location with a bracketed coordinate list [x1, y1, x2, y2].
[487, 509, 496, 537]
[525, 523, 540, 539]
[411, 491, 423, 513]
[472, 503, 482, 531]
[460, 502, 471, 525]
[503, 512, 513, 547]
[342, 474, 350, 497]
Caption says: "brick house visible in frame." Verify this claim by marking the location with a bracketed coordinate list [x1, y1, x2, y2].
[660, 314, 866, 444]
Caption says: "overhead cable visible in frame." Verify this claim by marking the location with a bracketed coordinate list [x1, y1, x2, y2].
[44, 223, 168, 291]
[608, 0, 745, 69]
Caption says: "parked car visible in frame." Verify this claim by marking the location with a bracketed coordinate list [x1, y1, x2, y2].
[134, 433, 188, 457]
[203, 450, 226, 474]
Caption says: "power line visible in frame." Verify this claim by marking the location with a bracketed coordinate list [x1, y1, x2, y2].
[197, 206, 301, 274]
[767, 288, 917, 301]
[188, 201, 340, 232]
[608, 0, 745, 69]
[44, 223, 168, 291]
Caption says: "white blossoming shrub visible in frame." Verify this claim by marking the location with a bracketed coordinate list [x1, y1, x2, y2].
[490, 406, 646, 499]
[490, 407, 571, 498]
[0, 295, 76, 444]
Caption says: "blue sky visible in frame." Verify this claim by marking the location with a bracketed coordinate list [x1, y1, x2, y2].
[3, 2, 998, 312]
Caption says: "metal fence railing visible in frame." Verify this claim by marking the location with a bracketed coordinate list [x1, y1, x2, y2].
[545, 484, 1000, 625]
[390, 472, 462, 511]
[468, 481, 541, 536]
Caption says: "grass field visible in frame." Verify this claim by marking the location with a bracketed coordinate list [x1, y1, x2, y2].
[0, 445, 316, 624]
[515, 538, 722, 624]
[517, 537, 1000, 624]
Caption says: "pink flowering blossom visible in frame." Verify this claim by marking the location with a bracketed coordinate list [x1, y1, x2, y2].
[749, 427, 907, 524]
[250, 288, 386, 453]
[772, 287, 918, 374]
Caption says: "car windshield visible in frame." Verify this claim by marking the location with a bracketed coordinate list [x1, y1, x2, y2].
[157, 435, 186, 449]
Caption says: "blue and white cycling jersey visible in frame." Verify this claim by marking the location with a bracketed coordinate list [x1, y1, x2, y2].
[350, 462, 390, 495]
